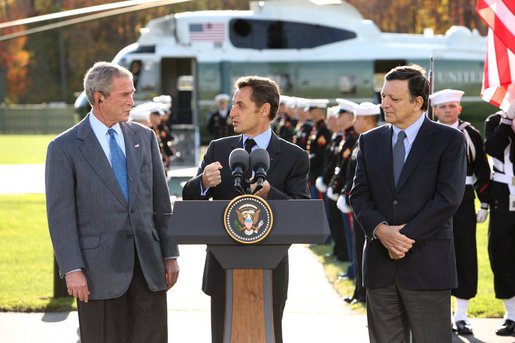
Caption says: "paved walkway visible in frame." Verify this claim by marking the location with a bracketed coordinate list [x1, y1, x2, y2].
[0, 164, 514, 342]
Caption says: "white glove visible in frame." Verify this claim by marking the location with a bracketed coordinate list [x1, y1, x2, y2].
[337, 194, 352, 213]
[315, 176, 327, 193]
[327, 187, 339, 201]
[476, 203, 489, 223]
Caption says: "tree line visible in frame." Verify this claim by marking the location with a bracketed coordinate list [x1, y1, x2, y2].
[0, 0, 487, 104]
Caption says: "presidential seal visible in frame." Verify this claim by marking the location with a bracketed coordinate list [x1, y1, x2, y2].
[224, 194, 273, 244]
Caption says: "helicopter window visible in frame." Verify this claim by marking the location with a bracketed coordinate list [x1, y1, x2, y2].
[130, 59, 156, 93]
[232, 19, 252, 37]
[230, 19, 356, 49]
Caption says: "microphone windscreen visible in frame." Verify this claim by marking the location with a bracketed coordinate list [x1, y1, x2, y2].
[229, 148, 249, 171]
[250, 148, 270, 171]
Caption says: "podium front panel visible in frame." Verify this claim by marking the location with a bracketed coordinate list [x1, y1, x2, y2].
[170, 199, 329, 245]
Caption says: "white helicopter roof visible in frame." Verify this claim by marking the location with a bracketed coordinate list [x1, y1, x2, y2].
[135, 0, 486, 63]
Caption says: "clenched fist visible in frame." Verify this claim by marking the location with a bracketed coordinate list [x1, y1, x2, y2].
[201, 162, 223, 189]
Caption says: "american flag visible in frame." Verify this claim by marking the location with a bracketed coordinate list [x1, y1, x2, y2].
[476, 0, 515, 113]
[189, 22, 225, 42]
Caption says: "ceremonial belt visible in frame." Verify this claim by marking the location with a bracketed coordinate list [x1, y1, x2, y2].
[493, 172, 512, 185]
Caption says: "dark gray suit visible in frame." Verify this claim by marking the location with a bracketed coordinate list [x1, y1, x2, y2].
[46, 114, 178, 341]
[182, 132, 310, 343]
[350, 117, 466, 342]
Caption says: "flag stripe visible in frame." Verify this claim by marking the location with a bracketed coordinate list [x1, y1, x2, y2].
[477, 0, 515, 111]
[189, 22, 225, 42]
[477, 0, 515, 53]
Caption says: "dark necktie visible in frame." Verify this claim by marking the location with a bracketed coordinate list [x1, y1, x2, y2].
[393, 130, 406, 186]
[245, 138, 257, 154]
[108, 128, 129, 202]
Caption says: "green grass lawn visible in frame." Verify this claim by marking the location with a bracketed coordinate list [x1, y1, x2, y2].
[0, 136, 505, 316]
[0, 135, 56, 164]
[310, 209, 504, 317]
[0, 194, 75, 311]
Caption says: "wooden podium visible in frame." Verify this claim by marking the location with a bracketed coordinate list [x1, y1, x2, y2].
[170, 199, 329, 343]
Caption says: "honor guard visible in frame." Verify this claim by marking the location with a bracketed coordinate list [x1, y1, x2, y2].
[430, 89, 491, 335]
[129, 105, 151, 127]
[271, 95, 289, 133]
[207, 93, 234, 138]
[274, 96, 298, 142]
[332, 102, 375, 280]
[149, 105, 172, 175]
[484, 105, 515, 337]
[316, 99, 358, 262]
[305, 99, 332, 199]
[338, 101, 380, 304]
[293, 97, 314, 150]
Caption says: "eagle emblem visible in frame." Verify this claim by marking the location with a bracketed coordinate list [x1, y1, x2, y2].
[224, 195, 274, 244]
[236, 207, 264, 236]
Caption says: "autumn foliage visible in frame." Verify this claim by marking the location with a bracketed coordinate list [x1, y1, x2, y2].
[0, 0, 487, 104]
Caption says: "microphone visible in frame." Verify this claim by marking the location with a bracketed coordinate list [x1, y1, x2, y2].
[229, 148, 250, 194]
[249, 148, 270, 194]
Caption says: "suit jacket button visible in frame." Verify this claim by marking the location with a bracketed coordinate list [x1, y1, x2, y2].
[127, 233, 133, 239]
[393, 200, 398, 205]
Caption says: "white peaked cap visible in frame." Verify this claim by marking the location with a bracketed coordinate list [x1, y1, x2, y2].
[354, 102, 381, 116]
[280, 95, 291, 104]
[130, 104, 151, 121]
[292, 97, 310, 109]
[305, 99, 329, 110]
[429, 89, 464, 106]
[327, 105, 340, 117]
[215, 93, 230, 102]
[153, 95, 172, 105]
[336, 98, 358, 113]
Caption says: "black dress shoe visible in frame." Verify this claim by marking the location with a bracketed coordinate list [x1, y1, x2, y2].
[496, 319, 515, 336]
[351, 298, 365, 305]
[455, 320, 473, 335]
[343, 296, 353, 303]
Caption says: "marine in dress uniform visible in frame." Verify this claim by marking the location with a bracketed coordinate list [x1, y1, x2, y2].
[327, 100, 359, 277]
[274, 96, 298, 143]
[305, 99, 332, 199]
[484, 106, 515, 336]
[207, 93, 234, 139]
[338, 102, 381, 304]
[149, 106, 172, 175]
[294, 102, 314, 151]
[316, 100, 358, 262]
[430, 89, 491, 335]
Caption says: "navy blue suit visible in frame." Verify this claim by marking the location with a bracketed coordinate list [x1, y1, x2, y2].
[350, 116, 466, 342]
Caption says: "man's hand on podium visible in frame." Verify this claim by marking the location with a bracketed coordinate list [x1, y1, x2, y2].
[251, 179, 270, 199]
[202, 162, 223, 189]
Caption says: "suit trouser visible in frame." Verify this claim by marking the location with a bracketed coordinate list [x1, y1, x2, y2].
[489, 181, 515, 299]
[366, 280, 452, 343]
[76, 255, 167, 343]
[351, 215, 366, 301]
[451, 187, 478, 299]
[211, 297, 285, 343]
[327, 198, 349, 261]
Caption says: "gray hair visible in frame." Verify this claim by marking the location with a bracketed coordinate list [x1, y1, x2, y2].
[83, 61, 133, 106]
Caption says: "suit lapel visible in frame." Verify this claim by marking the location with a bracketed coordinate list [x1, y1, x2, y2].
[231, 135, 243, 150]
[121, 122, 142, 206]
[374, 125, 395, 191]
[77, 114, 127, 206]
[266, 132, 281, 175]
[395, 117, 436, 193]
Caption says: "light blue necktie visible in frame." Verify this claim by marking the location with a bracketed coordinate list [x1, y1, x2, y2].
[393, 130, 406, 186]
[108, 128, 129, 202]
